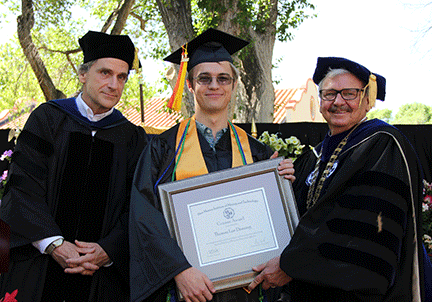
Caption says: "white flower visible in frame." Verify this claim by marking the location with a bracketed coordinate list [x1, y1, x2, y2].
[286, 136, 300, 145]
[424, 234, 432, 245]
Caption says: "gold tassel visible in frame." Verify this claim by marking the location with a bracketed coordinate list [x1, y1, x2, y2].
[368, 74, 377, 108]
[132, 47, 140, 72]
[251, 118, 257, 138]
[359, 73, 377, 109]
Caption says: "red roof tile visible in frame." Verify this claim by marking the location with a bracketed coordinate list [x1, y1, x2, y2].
[1, 88, 310, 130]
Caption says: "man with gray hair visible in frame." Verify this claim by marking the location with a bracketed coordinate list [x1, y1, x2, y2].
[248, 57, 425, 301]
[0, 30, 147, 301]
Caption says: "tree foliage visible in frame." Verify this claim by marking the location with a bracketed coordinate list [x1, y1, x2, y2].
[0, 0, 315, 121]
[393, 102, 432, 124]
[0, 0, 156, 114]
[3, 1, 432, 125]
[0, 41, 43, 111]
[367, 108, 393, 124]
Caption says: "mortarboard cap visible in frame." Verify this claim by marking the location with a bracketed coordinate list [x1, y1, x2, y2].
[79, 31, 141, 71]
[313, 57, 386, 101]
[163, 28, 249, 72]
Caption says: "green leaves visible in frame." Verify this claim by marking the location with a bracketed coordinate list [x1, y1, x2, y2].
[367, 108, 393, 123]
[393, 102, 432, 124]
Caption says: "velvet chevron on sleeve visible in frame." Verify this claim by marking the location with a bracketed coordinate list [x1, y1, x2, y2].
[282, 119, 424, 302]
[0, 99, 147, 302]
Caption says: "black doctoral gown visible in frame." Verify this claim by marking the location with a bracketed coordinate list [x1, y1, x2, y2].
[129, 123, 283, 302]
[282, 119, 425, 301]
[0, 98, 147, 301]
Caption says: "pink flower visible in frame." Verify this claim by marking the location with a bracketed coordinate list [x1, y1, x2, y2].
[426, 195, 432, 205]
[0, 150, 13, 161]
[1, 170, 7, 182]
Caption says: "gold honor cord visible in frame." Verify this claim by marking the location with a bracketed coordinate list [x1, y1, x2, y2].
[306, 122, 361, 209]
[174, 116, 253, 181]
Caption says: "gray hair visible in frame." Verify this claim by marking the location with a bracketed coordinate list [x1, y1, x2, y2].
[78, 60, 97, 75]
[318, 68, 371, 107]
[318, 68, 366, 90]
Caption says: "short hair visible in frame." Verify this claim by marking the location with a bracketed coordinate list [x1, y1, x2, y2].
[318, 68, 366, 90]
[187, 62, 239, 88]
[78, 60, 97, 75]
[318, 68, 371, 106]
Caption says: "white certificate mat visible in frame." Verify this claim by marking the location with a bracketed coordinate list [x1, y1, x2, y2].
[188, 188, 278, 266]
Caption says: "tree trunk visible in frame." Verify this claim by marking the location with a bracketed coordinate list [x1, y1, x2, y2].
[18, 0, 66, 101]
[111, 0, 136, 35]
[217, 0, 246, 121]
[240, 28, 276, 123]
[238, 0, 277, 123]
[156, 0, 195, 117]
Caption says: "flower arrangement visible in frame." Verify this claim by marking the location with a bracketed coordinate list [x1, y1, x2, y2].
[422, 179, 432, 254]
[0, 128, 19, 201]
[258, 131, 305, 160]
[0, 149, 13, 201]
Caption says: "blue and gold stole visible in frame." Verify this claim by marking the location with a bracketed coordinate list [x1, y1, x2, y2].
[173, 115, 253, 180]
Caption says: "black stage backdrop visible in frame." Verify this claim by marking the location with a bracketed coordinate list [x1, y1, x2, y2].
[237, 122, 432, 183]
[1, 123, 431, 182]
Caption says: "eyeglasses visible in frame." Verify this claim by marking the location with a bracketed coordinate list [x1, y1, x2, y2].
[193, 75, 233, 86]
[319, 88, 364, 102]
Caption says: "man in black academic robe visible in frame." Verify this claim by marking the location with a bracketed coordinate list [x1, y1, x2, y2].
[0, 31, 147, 301]
[248, 57, 425, 301]
[129, 28, 295, 302]
[130, 121, 276, 302]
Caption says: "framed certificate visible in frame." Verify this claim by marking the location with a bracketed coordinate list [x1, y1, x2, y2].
[158, 157, 299, 294]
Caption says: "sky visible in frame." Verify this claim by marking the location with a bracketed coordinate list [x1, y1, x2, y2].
[271, 0, 432, 114]
[1, 0, 431, 115]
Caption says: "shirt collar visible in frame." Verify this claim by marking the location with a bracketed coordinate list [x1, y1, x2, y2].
[76, 93, 114, 122]
[195, 120, 228, 150]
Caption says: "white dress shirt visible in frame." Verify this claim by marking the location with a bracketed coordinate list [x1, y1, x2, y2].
[32, 94, 115, 254]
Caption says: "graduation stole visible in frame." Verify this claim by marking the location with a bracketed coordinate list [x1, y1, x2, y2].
[173, 115, 253, 181]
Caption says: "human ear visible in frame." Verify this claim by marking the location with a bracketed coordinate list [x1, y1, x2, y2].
[186, 79, 194, 93]
[78, 72, 87, 84]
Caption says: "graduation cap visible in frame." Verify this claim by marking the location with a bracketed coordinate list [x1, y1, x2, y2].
[79, 31, 141, 71]
[163, 28, 249, 111]
[312, 57, 386, 105]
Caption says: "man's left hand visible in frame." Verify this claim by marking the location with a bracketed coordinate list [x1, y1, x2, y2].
[270, 151, 296, 182]
[248, 256, 292, 291]
[64, 240, 111, 276]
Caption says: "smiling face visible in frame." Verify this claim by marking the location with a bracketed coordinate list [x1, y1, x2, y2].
[320, 72, 370, 135]
[79, 57, 129, 114]
[187, 61, 236, 117]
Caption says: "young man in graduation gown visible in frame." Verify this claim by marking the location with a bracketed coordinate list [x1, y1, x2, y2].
[0, 31, 147, 301]
[129, 28, 295, 302]
[248, 57, 426, 301]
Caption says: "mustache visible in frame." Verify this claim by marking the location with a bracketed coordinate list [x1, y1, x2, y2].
[328, 105, 352, 113]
